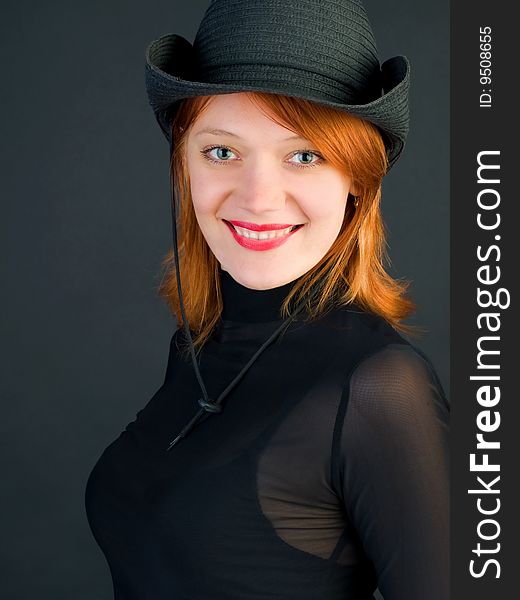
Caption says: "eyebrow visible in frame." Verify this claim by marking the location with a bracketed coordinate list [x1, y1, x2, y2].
[194, 127, 307, 142]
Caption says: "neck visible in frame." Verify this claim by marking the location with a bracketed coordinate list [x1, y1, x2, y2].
[219, 267, 304, 323]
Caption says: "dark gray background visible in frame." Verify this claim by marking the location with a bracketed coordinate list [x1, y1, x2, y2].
[1, 1, 448, 597]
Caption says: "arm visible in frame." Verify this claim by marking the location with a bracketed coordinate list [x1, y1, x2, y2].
[333, 343, 450, 599]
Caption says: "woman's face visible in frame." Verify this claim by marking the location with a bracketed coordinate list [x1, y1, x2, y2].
[185, 93, 356, 290]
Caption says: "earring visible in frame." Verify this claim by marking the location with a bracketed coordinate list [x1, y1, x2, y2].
[348, 194, 359, 207]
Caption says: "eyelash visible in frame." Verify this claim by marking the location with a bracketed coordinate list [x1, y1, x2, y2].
[199, 145, 324, 170]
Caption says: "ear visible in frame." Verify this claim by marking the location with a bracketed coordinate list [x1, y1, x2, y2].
[348, 182, 360, 197]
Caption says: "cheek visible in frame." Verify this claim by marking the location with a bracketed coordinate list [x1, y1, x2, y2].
[299, 192, 347, 227]
[187, 167, 221, 217]
[297, 175, 348, 221]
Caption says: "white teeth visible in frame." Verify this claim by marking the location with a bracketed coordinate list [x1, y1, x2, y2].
[233, 225, 295, 240]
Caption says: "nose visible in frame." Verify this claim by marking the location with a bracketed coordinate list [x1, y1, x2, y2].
[235, 156, 287, 214]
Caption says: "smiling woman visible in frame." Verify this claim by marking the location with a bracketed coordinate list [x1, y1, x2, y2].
[84, 1, 449, 598]
[161, 90, 413, 351]
[186, 93, 355, 288]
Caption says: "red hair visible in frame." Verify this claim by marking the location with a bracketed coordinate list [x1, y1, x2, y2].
[157, 92, 417, 352]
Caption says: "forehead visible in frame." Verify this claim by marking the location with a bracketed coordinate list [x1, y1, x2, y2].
[190, 93, 305, 143]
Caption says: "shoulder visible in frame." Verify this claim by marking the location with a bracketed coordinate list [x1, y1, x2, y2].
[312, 301, 412, 367]
[327, 301, 407, 343]
[323, 303, 446, 396]
[350, 342, 439, 388]
[340, 342, 450, 440]
[331, 341, 450, 497]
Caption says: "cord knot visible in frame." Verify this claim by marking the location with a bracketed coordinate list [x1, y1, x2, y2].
[198, 397, 222, 413]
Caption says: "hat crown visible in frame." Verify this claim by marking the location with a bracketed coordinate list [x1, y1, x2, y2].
[192, 0, 382, 105]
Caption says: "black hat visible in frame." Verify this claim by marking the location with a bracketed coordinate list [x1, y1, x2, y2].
[144, 0, 411, 169]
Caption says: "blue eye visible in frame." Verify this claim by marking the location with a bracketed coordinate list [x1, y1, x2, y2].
[289, 150, 323, 169]
[200, 146, 237, 164]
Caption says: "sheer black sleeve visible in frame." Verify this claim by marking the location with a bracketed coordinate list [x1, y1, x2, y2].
[334, 343, 450, 599]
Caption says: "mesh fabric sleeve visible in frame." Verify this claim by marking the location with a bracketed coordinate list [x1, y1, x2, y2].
[332, 343, 450, 599]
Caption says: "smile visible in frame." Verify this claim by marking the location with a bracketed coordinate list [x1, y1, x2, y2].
[233, 224, 295, 240]
[223, 220, 305, 251]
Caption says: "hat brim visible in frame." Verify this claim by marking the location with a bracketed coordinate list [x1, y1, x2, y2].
[145, 34, 410, 169]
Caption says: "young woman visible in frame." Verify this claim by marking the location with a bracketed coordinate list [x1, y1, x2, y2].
[85, 1, 449, 598]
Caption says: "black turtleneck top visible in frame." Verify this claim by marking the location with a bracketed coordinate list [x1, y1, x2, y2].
[85, 269, 449, 600]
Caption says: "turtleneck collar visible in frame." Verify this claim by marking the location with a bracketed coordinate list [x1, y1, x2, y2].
[219, 267, 302, 323]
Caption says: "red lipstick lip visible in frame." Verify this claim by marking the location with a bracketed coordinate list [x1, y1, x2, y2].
[223, 219, 303, 251]
[226, 220, 300, 231]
